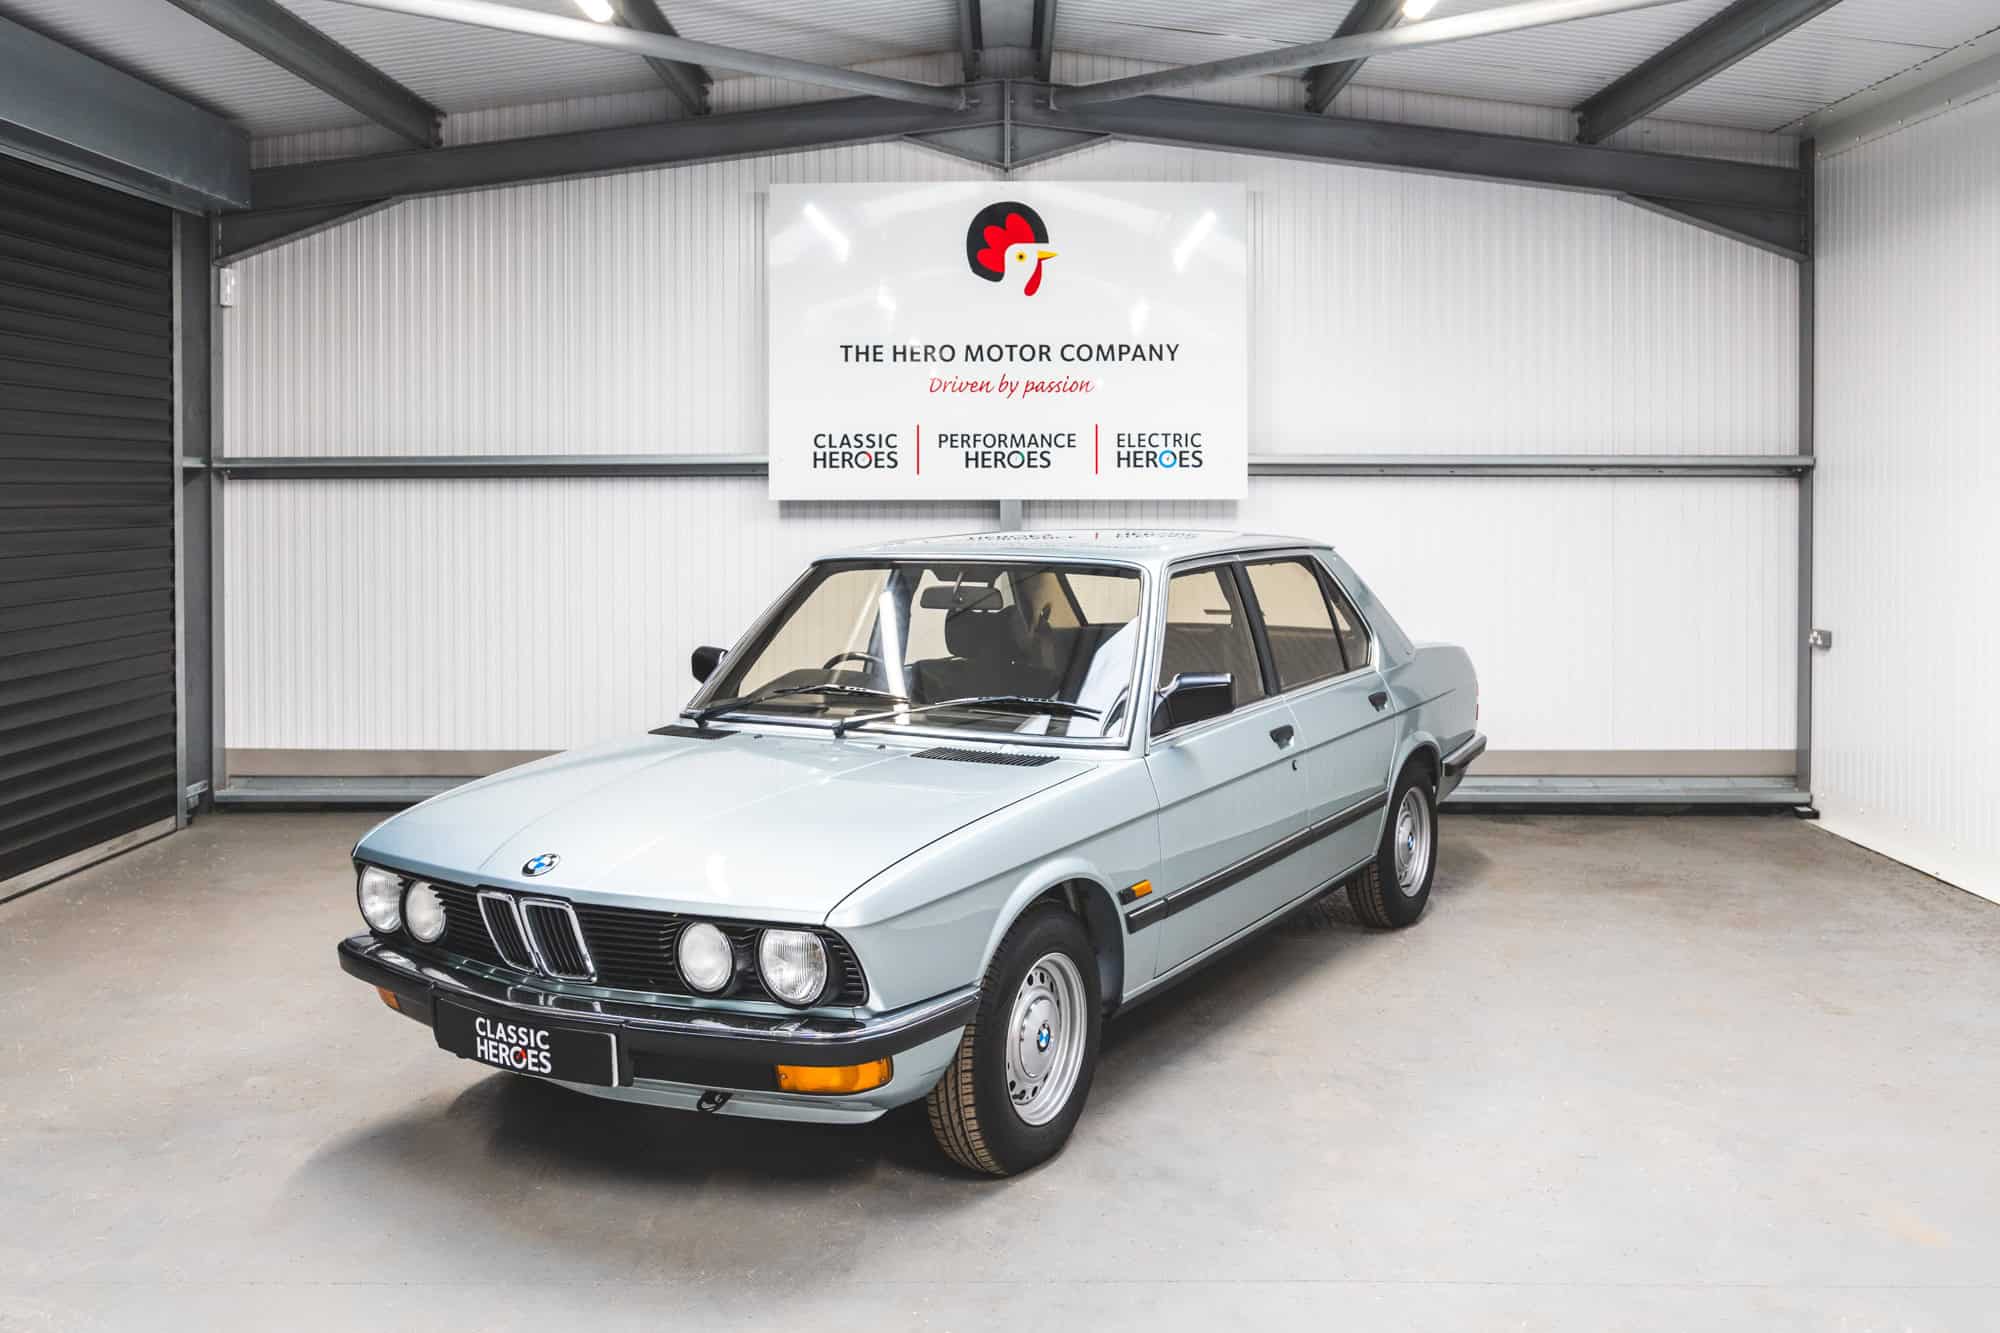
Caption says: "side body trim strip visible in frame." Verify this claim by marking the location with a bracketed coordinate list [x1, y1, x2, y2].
[1127, 788, 1388, 932]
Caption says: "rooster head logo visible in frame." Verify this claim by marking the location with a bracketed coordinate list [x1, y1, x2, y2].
[967, 201, 1056, 296]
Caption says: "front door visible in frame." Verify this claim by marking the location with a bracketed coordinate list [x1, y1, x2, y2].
[1146, 563, 1315, 976]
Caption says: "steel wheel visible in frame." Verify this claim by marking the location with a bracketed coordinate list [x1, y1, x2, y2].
[1392, 786, 1433, 896]
[1003, 951, 1089, 1127]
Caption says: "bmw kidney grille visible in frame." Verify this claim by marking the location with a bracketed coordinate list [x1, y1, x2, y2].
[473, 890, 596, 981]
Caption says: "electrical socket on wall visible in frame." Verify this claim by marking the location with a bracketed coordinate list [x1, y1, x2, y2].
[216, 267, 239, 307]
[1808, 629, 1833, 650]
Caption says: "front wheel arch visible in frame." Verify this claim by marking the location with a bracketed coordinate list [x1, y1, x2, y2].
[979, 871, 1124, 1016]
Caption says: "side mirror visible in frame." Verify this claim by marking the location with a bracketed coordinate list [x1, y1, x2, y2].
[691, 645, 727, 684]
[1153, 672, 1233, 733]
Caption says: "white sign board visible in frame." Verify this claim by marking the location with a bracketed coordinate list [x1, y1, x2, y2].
[767, 182, 1248, 501]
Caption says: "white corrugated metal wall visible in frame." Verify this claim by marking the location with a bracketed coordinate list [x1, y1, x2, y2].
[1814, 92, 2000, 900]
[220, 71, 1802, 771]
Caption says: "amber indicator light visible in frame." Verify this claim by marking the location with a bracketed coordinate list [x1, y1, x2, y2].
[774, 1059, 893, 1094]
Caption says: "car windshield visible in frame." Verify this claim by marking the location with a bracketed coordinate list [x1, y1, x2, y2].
[700, 560, 1145, 739]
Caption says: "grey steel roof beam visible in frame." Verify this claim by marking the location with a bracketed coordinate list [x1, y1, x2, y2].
[611, 0, 711, 117]
[1303, 0, 1405, 115]
[216, 199, 399, 262]
[960, 0, 984, 82]
[0, 13, 249, 211]
[1013, 88, 1802, 216]
[1032, 0, 1057, 82]
[319, 0, 966, 108]
[246, 93, 977, 212]
[1575, 0, 1846, 143]
[229, 86, 1801, 257]
[162, 0, 443, 148]
[1058, 0, 1699, 106]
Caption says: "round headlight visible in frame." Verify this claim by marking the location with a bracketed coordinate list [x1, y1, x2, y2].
[677, 922, 734, 993]
[357, 865, 403, 933]
[404, 882, 446, 942]
[758, 929, 829, 1007]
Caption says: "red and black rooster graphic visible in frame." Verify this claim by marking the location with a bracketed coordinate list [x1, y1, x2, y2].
[966, 201, 1057, 296]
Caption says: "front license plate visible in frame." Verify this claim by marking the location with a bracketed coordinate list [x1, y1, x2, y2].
[433, 999, 619, 1086]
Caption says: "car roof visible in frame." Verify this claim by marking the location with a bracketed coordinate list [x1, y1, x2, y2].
[830, 529, 1326, 570]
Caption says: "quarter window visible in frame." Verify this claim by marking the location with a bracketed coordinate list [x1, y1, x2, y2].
[1244, 558, 1345, 689]
[1324, 574, 1371, 671]
[1158, 567, 1267, 720]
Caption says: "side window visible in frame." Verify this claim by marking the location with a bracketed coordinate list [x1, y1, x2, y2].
[1158, 566, 1268, 722]
[1244, 559, 1345, 688]
[1323, 573, 1371, 670]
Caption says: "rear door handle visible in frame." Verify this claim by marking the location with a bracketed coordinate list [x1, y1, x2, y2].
[1369, 690, 1389, 711]
[1269, 724, 1295, 748]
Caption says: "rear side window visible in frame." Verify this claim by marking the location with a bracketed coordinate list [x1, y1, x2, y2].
[1244, 558, 1344, 688]
[1158, 566, 1268, 719]
[1324, 573, 1371, 670]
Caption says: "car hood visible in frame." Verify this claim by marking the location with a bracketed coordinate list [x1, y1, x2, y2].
[355, 730, 1091, 923]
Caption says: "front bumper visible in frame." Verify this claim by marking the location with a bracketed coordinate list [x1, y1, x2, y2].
[338, 934, 976, 1119]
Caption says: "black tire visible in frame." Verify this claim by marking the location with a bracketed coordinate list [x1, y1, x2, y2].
[926, 904, 1101, 1176]
[1348, 760, 1439, 929]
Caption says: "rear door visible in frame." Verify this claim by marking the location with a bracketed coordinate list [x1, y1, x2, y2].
[1240, 554, 1397, 883]
[1144, 561, 1314, 976]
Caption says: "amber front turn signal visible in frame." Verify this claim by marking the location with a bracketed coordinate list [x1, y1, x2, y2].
[376, 986, 401, 1012]
[774, 1058, 892, 1095]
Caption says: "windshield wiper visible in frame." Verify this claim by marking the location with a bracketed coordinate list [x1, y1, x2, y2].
[832, 695, 1102, 738]
[688, 682, 908, 726]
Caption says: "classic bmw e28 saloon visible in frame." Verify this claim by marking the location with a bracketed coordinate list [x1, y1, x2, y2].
[339, 531, 1483, 1175]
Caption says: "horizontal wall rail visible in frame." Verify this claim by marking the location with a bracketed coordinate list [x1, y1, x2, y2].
[202, 453, 1815, 479]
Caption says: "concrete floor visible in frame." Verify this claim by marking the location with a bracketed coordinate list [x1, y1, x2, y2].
[2, 813, 1995, 1332]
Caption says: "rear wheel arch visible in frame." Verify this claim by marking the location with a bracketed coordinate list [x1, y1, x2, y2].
[1404, 742, 1440, 789]
[1391, 734, 1442, 796]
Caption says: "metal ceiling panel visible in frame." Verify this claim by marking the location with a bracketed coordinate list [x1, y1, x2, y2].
[1048, 0, 1364, 68]
[12, 0, 1987, 160]
[1334, 0, 1741, 110]
[666, 0, 960, 74]
[1655, 0, 2000, 131]
[0, 0, 356, 136]
[280, 0, 661, 112]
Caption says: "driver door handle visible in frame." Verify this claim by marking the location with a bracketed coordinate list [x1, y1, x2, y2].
[1269, 724, 1295, 748]
[1369, 690, 1390, 711]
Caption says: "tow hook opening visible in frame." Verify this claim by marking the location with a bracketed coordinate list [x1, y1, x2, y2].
[696, 1089, 732, 1114]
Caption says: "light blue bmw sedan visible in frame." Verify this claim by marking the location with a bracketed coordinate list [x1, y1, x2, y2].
[340, 530, 1483, 1174]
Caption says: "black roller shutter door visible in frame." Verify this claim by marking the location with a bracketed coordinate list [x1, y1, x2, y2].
[0, 155, 177, 884]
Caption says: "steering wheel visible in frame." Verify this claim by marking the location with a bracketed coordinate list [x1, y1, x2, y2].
[821, 651, 885, 673]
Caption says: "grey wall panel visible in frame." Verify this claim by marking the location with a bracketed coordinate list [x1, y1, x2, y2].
[0, 154, 178, 883]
